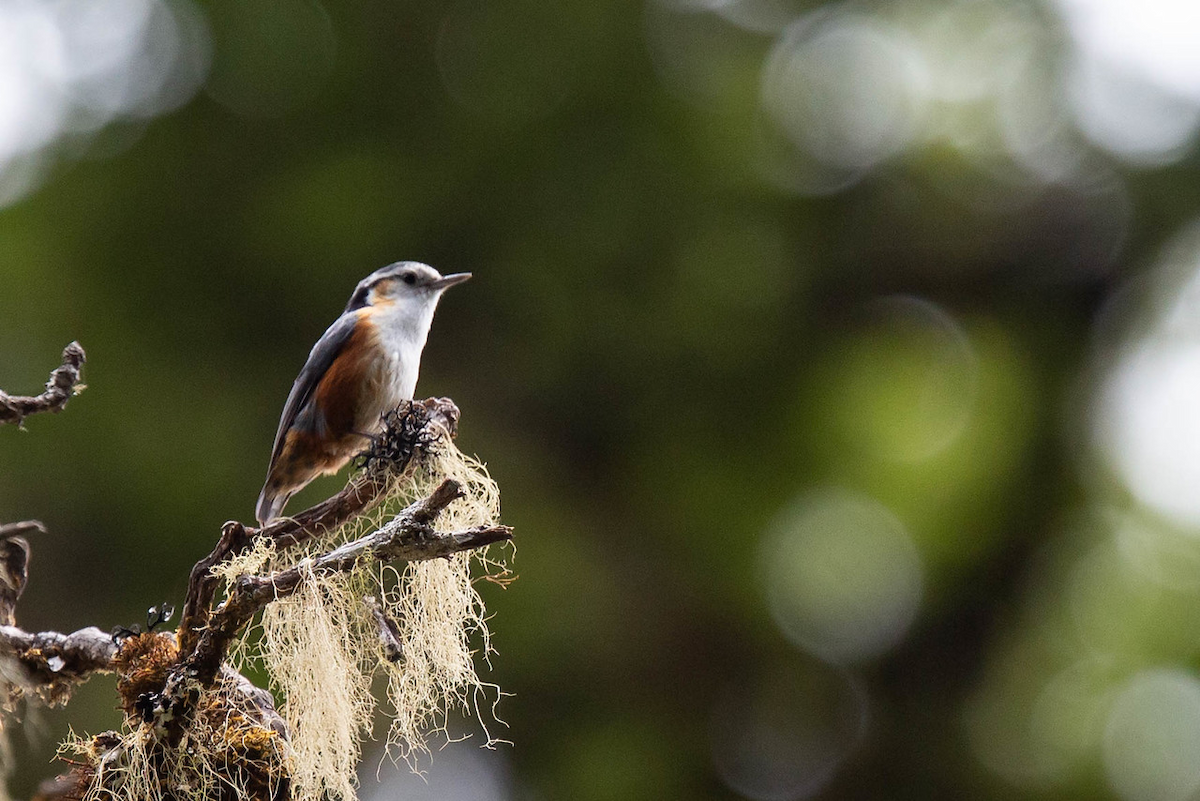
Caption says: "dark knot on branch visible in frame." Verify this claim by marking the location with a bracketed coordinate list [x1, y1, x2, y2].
[359, 397, 460, 476]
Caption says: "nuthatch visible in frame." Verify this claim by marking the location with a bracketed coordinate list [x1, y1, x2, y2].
[255, 262, 470, 524]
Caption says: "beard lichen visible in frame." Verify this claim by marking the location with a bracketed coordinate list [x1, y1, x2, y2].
[372, 444, 510, 764]
[59, 633, 290, 801]
[215, 433, 510, 800]
[258, 566, 373, 801]
[52, 415, 509, 801]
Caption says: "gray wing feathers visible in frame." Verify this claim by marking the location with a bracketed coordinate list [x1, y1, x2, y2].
[267, 313, 361, 466]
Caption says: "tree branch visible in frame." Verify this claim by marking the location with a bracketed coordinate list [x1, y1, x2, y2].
[155, 397, 507, 745]
[0, 521, 37, 626]
[0, 342, 85, 426]
[2, 375, 511, 794]
[0, 625, 117, 702]
[181, 478, 511, 689]
[363, 596, 405, 663]
[0, 521, 46, 539]
[0, 520, 115, 705]
[176, 397, 461, 657]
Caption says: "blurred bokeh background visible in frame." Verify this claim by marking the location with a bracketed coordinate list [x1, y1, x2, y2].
[3, 0, 1200, 798]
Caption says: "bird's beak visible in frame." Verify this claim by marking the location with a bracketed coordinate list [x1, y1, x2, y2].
[430, 272, 472, 290]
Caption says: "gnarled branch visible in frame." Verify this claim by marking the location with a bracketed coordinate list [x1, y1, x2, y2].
[179, 478, 510, 688]
[0, 521, 115, 704]
[150, 397, 507, 745]
[0, 521, 37, 626]
[176, 397, 462, 657]
[0, 342, 85, 426]
[5, 385, 512, 795]
[0, 625, 118, 703]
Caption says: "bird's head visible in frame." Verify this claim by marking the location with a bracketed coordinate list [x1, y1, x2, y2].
[344, 262, 472, 314]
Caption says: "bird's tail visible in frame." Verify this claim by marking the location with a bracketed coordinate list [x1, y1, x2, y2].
[255, 485, 291, 526]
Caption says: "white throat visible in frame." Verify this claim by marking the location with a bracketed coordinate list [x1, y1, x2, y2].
[371, 294, 442, 400]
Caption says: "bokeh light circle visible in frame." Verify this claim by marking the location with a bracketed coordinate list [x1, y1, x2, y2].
[1103, 668, 1200, 801]
[710, 663, 868, 800]
[1099, 340, 1200, 526]
[1056, 0, 1200, 164]
[1112, 508, 1200, 591]
[1029, 658, 1116, 769]
[760, 489, 923, 663]
[1096, 222, 1200, 528]
[1067, 51, 1200, 166]
[762, 11, 929, 172]
[1054, 0, 1200, 103]
[831, 295, 979, 463]
[0, 0, 209, 205]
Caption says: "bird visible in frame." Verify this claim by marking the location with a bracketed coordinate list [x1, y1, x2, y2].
[255, 262, 470, 524]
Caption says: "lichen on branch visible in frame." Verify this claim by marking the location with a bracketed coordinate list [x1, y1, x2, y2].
[1, 389, 511, 801]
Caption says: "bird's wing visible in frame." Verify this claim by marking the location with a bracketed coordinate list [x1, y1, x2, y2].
[266, 312, 362, 468]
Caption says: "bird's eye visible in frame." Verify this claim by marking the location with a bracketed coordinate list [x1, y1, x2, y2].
[402, 273, 417, 285]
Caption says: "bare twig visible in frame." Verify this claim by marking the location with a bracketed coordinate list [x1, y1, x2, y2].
[0, 521, 38, 626]
[179, 478, 511, 690]
[0, 625, 118, 702]
[0, 521, 46, 539]
[0, 524, 110, 701]
[0, 342, 85, 426]
[151, 477, 510, 745]
[364, 596, 404, 663]
[177, 520, 252, 658]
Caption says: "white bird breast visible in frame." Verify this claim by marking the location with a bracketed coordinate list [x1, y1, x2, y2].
[360, 301, 436, 429]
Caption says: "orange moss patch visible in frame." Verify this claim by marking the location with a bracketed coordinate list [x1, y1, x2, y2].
[112, 632, 179, 720]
